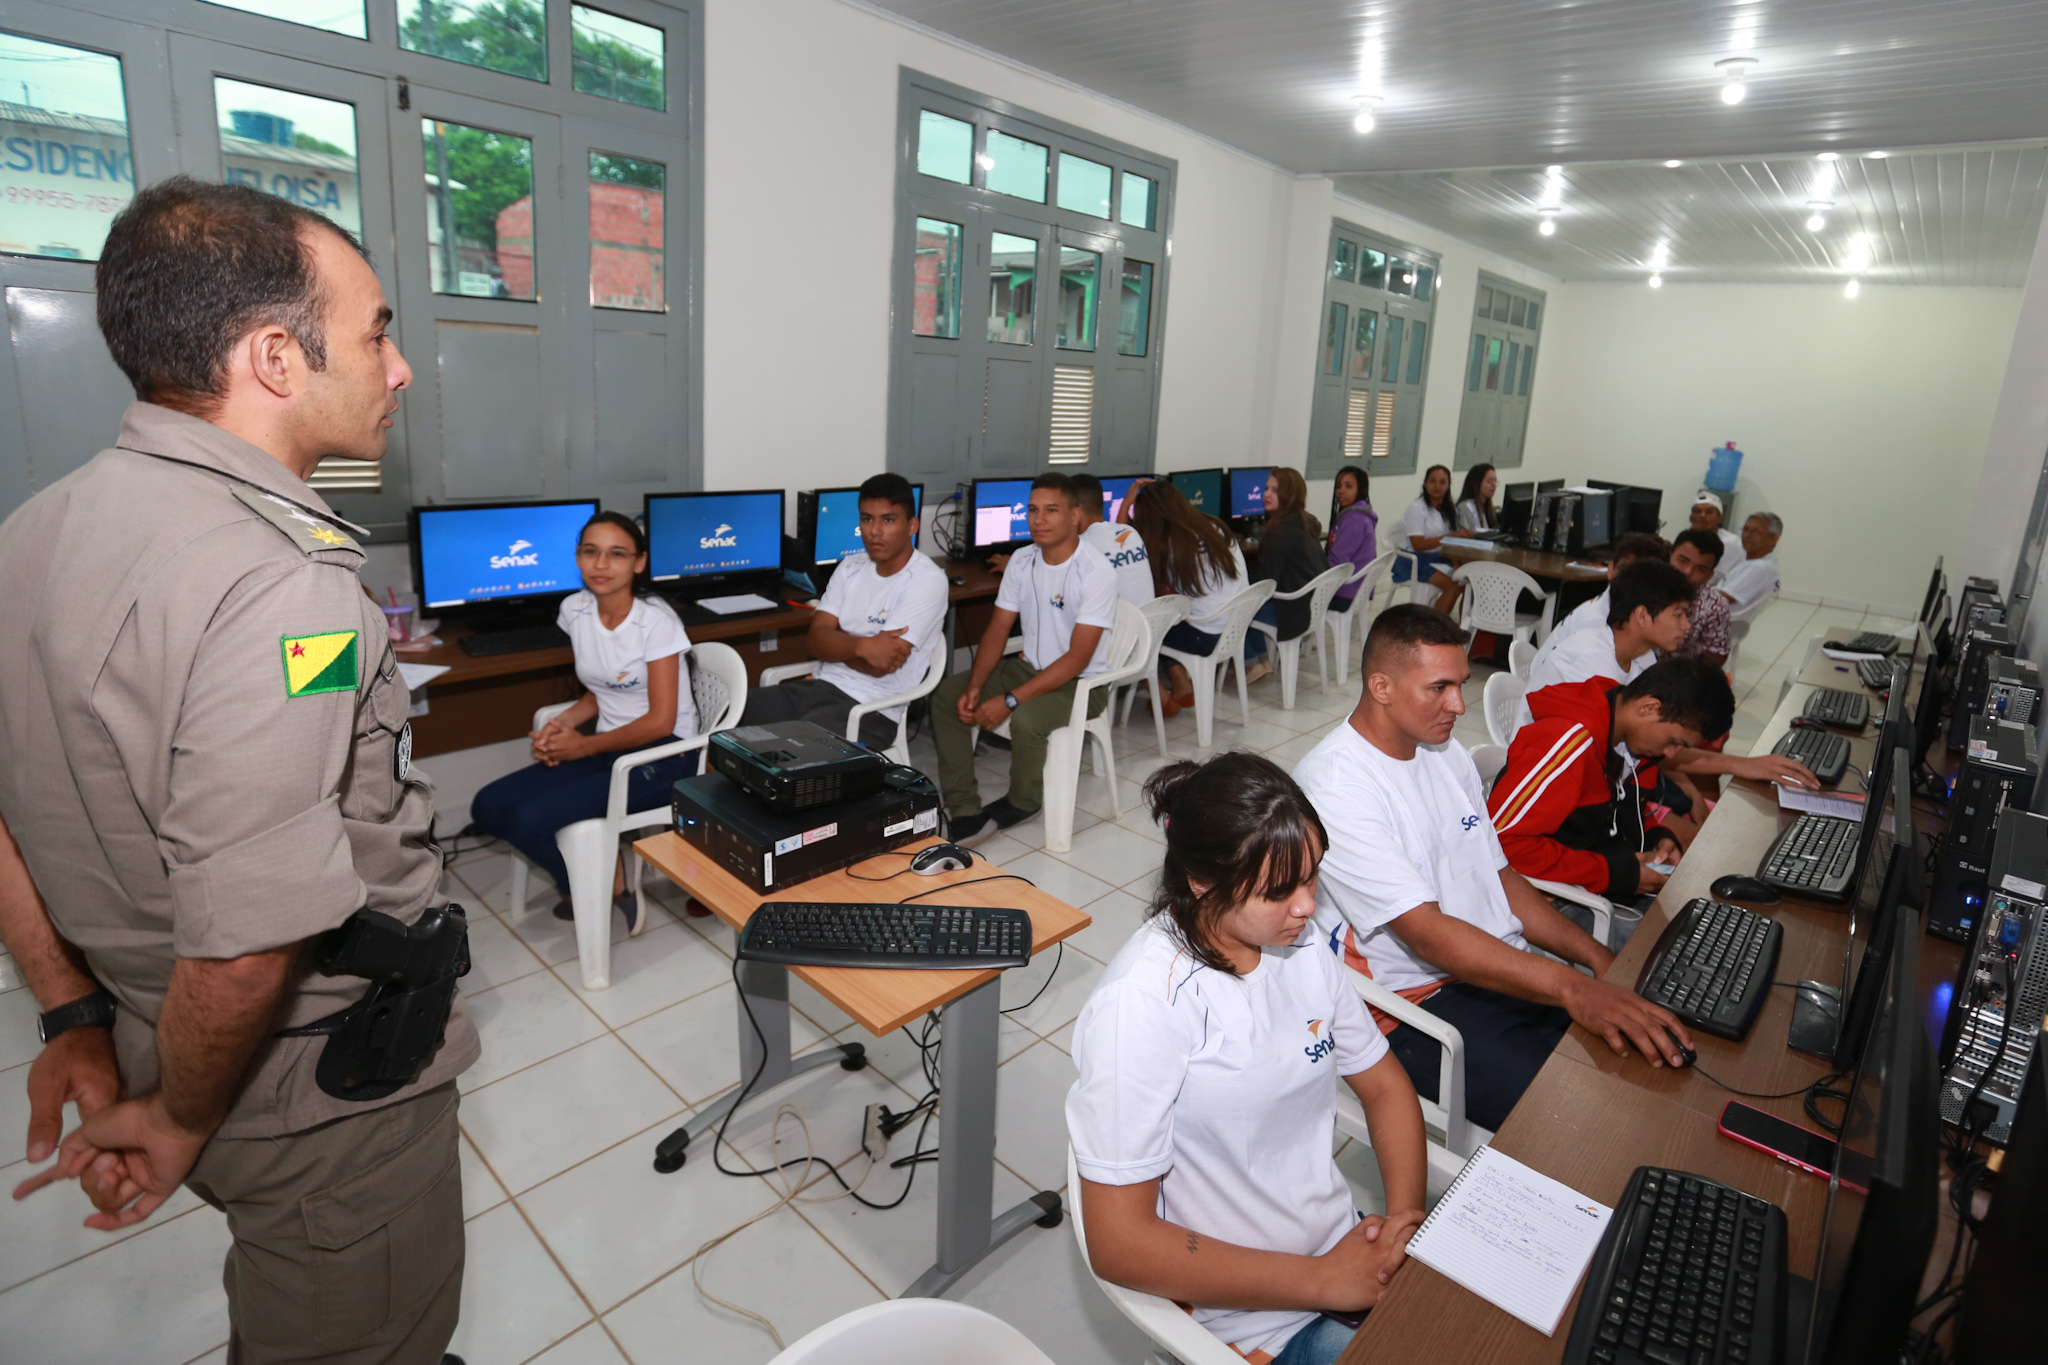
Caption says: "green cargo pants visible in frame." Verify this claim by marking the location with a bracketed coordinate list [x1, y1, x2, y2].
[931, 655, 1108, 817]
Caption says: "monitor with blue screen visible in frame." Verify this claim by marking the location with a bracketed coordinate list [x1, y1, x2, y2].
[412, 499, 598, 613]
[971, 478, 1034, 551]
[1227, 467, 1271, 523]
[1169, 468, 1224, 516]
[805, 484, 923, 565]
[645, 489, 784, 585]
[1097, 473, 1152, 524]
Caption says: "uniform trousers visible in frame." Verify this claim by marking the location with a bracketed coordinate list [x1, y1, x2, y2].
[930, 657, 1106, 817]
[185, 1082, 464, 1365]
[470, 745, 700, 894]
[1383, 982, 1572, 1133]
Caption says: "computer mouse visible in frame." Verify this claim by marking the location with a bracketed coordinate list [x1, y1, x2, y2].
[1673, 1046, 1697, 1069]
[910, 843, 973, 875]
[1788, 716, 1829, 731]
[1710, 874, 1782, 906]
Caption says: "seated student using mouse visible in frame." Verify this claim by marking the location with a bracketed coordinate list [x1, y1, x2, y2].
[933, 473, 1118, 846]
[1069, 752, 1427, 1365]
[471, 512, 700, 934]
[740, 473, 948, 751]
[1293, 605, 1693, 1133]
[1490, 659, 1735, 902]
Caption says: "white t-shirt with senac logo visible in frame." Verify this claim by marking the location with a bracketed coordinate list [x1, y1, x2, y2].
[813, 551, 950, 723]
[557, 591, 696, 738]
[1294, 721, 1526, 993]
[1081, 519, 1155, 605]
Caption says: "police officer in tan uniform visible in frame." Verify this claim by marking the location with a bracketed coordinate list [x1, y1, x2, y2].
[0, 177, 477, 1363]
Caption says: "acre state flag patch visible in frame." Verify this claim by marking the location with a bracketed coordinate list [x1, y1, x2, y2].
[281, 630, 359, 698]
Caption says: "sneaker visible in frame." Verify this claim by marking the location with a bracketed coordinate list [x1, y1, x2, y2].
[550, 897, 575, 922]
[949, 811, 1000, 848]
[615, 891, 647, 937]
[982, 797, 1037, 834]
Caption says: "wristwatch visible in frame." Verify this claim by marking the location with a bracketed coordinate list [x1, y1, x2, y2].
[1003, 692, 1020, 712]
[37, 990, 116, 1044]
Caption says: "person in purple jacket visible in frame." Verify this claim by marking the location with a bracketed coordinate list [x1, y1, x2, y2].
[1326, 463, 1378, 615]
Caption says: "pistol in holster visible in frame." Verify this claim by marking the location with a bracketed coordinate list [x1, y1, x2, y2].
[279, 904, 471, 1102]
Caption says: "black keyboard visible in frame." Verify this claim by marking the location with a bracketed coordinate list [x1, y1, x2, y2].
[736, 901, 1033, 970]
[1768, 729, 1849, 786]
[1855, 657, 1896, 691]
[1634, 898, 1782, 1040]
[1759, 813, 1861, 900]
[1799, 688, 1868, 729]
[1842, 629, 1900, 654]
[1562, 1166, 1788, 1365]
[458, 623, 571, 656]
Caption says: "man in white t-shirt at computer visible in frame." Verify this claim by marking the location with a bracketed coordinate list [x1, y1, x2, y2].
[1293, 604, 1693, 1131]
[933, 473, 1120, 845]
[1071, 471, 1155, 605]
[1525, 532, 1671, 672]
[740, 473, 949, 751]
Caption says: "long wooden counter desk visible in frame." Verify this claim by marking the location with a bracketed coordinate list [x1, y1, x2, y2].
[1343, 625, 1961, 1363]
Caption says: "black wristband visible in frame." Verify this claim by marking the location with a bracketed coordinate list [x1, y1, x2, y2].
[37, 990, 117, 1044]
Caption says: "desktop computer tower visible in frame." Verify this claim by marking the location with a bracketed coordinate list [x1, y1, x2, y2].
[1526, 493, 1556, 550]
[1547, 494, 1581, 553]
[1949, 622, 2017, 751]
[1930, 717, 2040, 942]
[1938, 806, 2048, 1143]
[1957, 575, 2002, 626]
[1981, 656, 2042, 730]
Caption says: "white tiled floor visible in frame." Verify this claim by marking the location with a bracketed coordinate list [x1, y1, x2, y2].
[0, 595, 1889, 1364]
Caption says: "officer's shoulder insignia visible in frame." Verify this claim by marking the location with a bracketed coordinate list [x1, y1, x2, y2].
[281, 631, 360, 698]
[233, 486, 363, 556]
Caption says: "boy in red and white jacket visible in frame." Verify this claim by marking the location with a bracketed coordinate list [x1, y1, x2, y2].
[1488, 659, 1735, 900]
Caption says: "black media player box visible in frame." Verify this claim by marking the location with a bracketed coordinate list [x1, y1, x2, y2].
[671, 770, 942, 893]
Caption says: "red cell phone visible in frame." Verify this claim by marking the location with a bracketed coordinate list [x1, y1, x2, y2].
[1717, 1100, 1836, 1179]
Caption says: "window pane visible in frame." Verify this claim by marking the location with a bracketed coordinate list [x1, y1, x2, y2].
[1525, 301, 1540, 332]
[1381, 315, 1404, 383]
[1117, 258, 1152, 357]
[911, 217, 963, 338]
[1510, 295, 1528, 327]
[1492, 292, 1512, 322]
[1520, 345, 1535, 396]
[1475, 286, 1493, 316]
[917, 110, 971, 184]
[1484, 336, 1503, 389]
[1349, 311, 1376, 381]
[1359, 248, 1387, 290]
[422, 119, 535, 298]
[215, 80, 360, 238]
[399, 0, 546, 81]
[1056, 246, 1098, 350]
[1387, 257, 1413, 297]
[589, 152, 663, 310]
[1467, 334, 1485, 392]
[1406, 320, 1427, 385]
[987, 231, 1036, 344]
[984, 129, 1047, 203]
[0, 34, 133, 261]
[572, 6, 663, 110]
[1504, 340, 1520, 393]
[1120, 171, 1155, 229]
[1323, 302, 1348, 376]
[202, 0, 368, 38]
[1414, 265, 1434, 301]
[1332, 238, 1358, 282]
[1056, 153, 1111, 218]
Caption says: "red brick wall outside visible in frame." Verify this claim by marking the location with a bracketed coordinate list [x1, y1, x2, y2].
[495, 196, 534, 298]
[492, 185, 664, 309]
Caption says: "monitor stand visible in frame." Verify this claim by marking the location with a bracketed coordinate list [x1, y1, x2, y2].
[1787, 980, 1843, 1058]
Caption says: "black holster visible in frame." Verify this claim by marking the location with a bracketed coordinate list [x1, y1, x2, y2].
[280, 904, 470, 1102]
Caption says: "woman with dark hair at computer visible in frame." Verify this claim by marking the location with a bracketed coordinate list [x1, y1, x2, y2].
[1455, 464, 1498, 532]
[470, 511, 702, 934]
[1400, 464, 1463, 617]
[1129, 479, 1266, 703]
[1254, 467, 1330, 644]
[1067, 752, 1427, 1365]
[1326, 463, 1378, 617]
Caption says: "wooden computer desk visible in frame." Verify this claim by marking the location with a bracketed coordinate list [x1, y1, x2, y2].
[406, 558, 1002, 757]
[1439, 539, 1613, 585]
[631, 829, 1090, 1298]
[1342, 624, 1961, 1363]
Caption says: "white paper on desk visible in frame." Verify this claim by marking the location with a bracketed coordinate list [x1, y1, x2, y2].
[1405, 1146, 1613, 1336]
[1777, 784, 1864, 820]
[696, 592, 780, 614]
[1441, 535, 1493, 550]
[1820, 646, 1886, 662]
[397, 662, 450, 690]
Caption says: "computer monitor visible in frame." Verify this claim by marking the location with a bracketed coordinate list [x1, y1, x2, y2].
[1920, 558, 1946, 626]
[1499, 483, 1535, 541]
[1830, 754, 1920, 1071]
[411, 498, 600, 615]
[1226, 467, 1270, 525]
[1098, 473, 1151, 524]
[1578, 488, 1613, 550]
[969, 477, 1034, 553]
[1955, 1020, 2048, 1362]
[1537, 478, 1565, 495]
[1169, 467, 1224, 516]
[1803, 903, 1938, 1364]
[644, 489, 784, 590]
[798, 483, 923, 566]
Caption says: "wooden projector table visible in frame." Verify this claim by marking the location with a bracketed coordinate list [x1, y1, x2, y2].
[632, 830, 1091, 1297]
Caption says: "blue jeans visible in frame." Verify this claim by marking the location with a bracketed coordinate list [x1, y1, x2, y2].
[1392, 548, 1447, 583]
[1384, 981, 1571, 1132]
[1272, 1315, 1356, 1365]
[470, 743, 700, 895]
[1159, 618, 1267, 683]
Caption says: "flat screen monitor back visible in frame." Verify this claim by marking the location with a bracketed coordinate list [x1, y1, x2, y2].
[1169, 468, 1224, 517]
[412, 499, 598, 615]
[1537, 478, 1565, 495]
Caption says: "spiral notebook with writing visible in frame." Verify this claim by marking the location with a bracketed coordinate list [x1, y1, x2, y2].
[1405, 1146, 1613, 1336]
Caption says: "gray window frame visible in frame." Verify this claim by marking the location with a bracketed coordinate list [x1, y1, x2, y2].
[1454, 271, 1545, 471]
[1306, 218, 1437, 479]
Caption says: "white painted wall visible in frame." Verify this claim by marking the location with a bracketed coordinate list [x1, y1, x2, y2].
[1962, 204, 2048, 630]
[1511, 282, 2021, 614]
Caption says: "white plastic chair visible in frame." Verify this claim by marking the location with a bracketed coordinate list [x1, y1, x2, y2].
[1724, 619, 1750, 676]
[1326, 548, 1402, 689]
[1470, 742, 1507, 785]
[755, 647, 946, 766]
[1116, 594, 1191, 752]
[1332, 969, 1493, 1193]
[507, 642, 747, 990]
[1250, 564, 1352, 710]
[1483, 670, 1527, 748]
[1507, 638, 1538, 680]
[973, 599, 1150, 855]
[768, 1299, 1054, 1365]
[1453, 561, 1556, 653]
[1067, 1146, 1244, 1365]
[1159, 581, 1277, 748]
[1730, 588, 1777, 626]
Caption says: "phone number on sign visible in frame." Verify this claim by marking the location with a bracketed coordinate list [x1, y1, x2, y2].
[3, 185, 127, 212]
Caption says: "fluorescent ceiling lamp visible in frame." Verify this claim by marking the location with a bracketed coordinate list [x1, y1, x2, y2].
[1805, 200, 1832, 232]
[1665, 159, 1683, 168]
[1353, 95, 1381, 134]
[1716, 56, 1757, 105]
[1817, 151, 1839, 162]
[1648, 274, 1664, 288]
[1844, 279, 1861, 299]
[1538, 216, 1556, 236]
[1869, 150, 1889, 159]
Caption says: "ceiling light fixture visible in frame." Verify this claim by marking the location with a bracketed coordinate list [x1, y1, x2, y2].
[1844, 232, 1873, 273]
[1844, 279, 1861, 299]
[1665, 159, 1683, 168]
[1869, 150, 1889, 159]
[1805, 200, 1832, 232]
[1716, 56, 1757, 105]
[1649, 273, 1664, 288]
[1537, 207, 1559, 236]
[1546, 164, 1564, 177]
[1817, 151, 1839, 162]
[1353, 95, 1382, 135]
